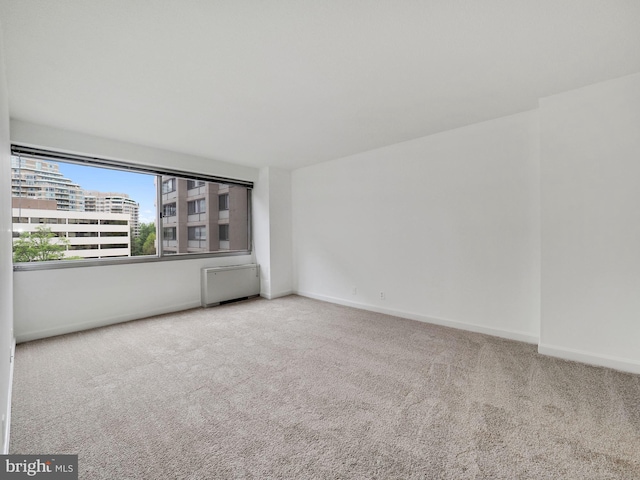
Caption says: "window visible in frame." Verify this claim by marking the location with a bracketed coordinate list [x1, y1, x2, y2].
[188, 226, 206, 240]
[11, 146, 252, 268]
[69, 244, 99, 250]
[219, 224, 229, 242]
[187, 199, 206, 214]
[163, 203, 176, 217]
[218, 194, 229, 211]
[68, 232, 98, 238]
[68, 219, 99, 225]
[162, 178, 176, 194]
[100, 219, 128, 226]
[163, 227, 176, 240]
[33, 217, 65, 224]
[101, 243, 128, 249]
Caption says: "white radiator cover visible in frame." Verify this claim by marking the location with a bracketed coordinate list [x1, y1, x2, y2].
[201, 264, 260, 307]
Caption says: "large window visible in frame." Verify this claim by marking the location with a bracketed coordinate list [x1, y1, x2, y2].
[11, 147, 252, 268]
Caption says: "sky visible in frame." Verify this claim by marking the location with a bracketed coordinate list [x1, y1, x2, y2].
[57, 162, 157, 224]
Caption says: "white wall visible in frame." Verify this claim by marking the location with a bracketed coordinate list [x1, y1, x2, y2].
[0, 22, 15, 453]
[14, 255, 252, 342]
[253, 167, 293, 299]
[10, 122, 259, 342]
[11, 120, 258, 183]
[539, 72, 640, 373]
[253, 168, 272, 297]
[292, 111, 541, 343]
[268, 168, 293, 298]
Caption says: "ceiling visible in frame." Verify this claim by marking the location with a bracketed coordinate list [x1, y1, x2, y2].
[1, 1, 639, 170]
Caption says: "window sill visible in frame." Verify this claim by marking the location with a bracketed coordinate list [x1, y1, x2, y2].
[12, 249, 252, 271]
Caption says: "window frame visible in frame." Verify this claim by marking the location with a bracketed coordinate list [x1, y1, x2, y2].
[218, 193, 229, 211]
[187, 198, 206, 215]
[11, 145, 253, 271]
[219, 224, 230, 242]
[187, 225, 207, 241]
[162, 202, 177, 218]
[162, 227, 177, 241]
[162, 178, 176, 194]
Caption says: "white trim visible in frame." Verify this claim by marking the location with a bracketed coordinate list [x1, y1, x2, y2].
[295, 291, 538, 345]
[3, 338, 15, 454]
[261, 290, 293, 300]
[15, 302, 200, 343]
[538, 343, 640, 375]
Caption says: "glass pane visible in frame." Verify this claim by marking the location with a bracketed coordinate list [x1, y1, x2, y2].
[11, 155, 157, 262]
[161, 176, 249, 255]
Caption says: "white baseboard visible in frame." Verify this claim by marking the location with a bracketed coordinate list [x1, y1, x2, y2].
[538, 343, 640, 375]
[15, 301, 201, 343]
[295, 291, 538, 345]
[260, 290, 293, 300]
[3, 338, 15, 454]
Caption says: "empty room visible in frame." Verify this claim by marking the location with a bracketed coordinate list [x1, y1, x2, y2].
[1, 1, 639, 478]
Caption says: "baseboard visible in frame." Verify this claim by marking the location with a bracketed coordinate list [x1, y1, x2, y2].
[3, 338, 15, 454]
[260, 290, 293, 300]
[15, 301, 201, 343]
[295, 291, 538, 345]
[538, 343, 640, 375]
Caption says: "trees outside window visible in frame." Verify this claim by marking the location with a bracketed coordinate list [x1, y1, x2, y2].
[12, 226, 70, 262]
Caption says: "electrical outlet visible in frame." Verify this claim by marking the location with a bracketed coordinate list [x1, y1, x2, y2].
[380, 292, 385, 300]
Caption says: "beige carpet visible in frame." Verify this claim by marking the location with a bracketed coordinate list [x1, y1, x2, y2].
[9, 295, 640, 479]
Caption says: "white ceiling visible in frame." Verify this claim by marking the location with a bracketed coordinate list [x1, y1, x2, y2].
[1, 1, 639, 170]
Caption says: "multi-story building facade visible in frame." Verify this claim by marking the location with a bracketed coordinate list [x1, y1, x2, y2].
[12, 198, 131, 259]
[11, 156, 85, 210]
[84, 191, 140, 237]
[11, 157, 141, 237]
[160, 177, 248, 254]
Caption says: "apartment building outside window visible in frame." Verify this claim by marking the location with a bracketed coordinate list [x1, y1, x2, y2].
[160, 176, 249, 255]
[11, 203, 131, 260]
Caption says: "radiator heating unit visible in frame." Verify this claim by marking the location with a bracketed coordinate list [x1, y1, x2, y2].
[201, 264, 260, 307]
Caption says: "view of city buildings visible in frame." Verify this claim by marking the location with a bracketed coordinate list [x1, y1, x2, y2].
[11, 157, 138, 260]
[161, 176, 248, 254]
[11, 156, 84, 210]
[83, 191, 140, 236]
[11, 157, 250, 261]
[12, 198, 131, 259]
